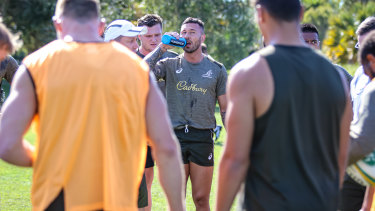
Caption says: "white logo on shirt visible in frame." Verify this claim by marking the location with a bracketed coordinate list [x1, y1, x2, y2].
[208, 153, 213, 160]
[202, 70, 213, 78]
[176, 68, 183, 74]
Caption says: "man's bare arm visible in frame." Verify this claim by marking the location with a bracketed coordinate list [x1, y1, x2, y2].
[339, 94, 352, 186]
[361, 187, 375, 211]
[0, 65, 36, 166]
[337, 69, 352, 186]
[144, 32, 177, 71]
[4, 56, 19, 84]
[216, 67, 254, 211]
[145, 74, 185, 211]
[217, 94, 227, 128]
[144, 45, 168, 70]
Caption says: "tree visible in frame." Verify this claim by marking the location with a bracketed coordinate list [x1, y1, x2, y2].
[0, 0, 56, 60]
[1, 0, 259, 69]
[301, 0, 374, 64]
[302, 0, 336, 41]
[323, 1, 375, 63]
[138, 0, 259, 68]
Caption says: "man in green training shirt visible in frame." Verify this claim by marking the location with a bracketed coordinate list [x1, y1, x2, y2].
[145, 17, 227, 210]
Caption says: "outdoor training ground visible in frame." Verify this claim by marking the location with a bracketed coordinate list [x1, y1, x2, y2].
[0, 64, 358, 210]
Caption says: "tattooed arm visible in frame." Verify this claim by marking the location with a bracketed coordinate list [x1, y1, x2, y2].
[218, 95, 227, 128]
[220, 111, 226, 128]
[4, 56, 19, 84]
[144, 31, 178, 71]
[144, 44, 169, 71]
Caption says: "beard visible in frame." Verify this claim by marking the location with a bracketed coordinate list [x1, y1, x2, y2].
[183, 37, 202, 53]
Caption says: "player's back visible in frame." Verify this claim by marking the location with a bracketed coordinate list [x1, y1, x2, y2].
[245, 45, 346, 211]
[23, 40, 150, 211]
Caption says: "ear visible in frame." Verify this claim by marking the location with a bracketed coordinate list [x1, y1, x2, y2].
[53, 16, 63, 33]
[98, 18, 106, 36]
[201, 33, 206, 43]
[255, 4, 265, 24]
[367, 54, 375, 71]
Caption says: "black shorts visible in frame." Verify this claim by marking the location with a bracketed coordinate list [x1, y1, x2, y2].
[338, 173, 366, 211]
[145, 146, 154, 168]
[46, 183, 149, 210]
[46, 190, 65, 211]
[138, 173, 148, 208]
[174, 127, 214, 167]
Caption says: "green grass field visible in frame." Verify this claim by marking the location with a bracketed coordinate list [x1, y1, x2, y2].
[0, 121, 234, 210]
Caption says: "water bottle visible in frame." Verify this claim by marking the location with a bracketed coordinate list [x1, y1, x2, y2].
[162, 34, 186, 47]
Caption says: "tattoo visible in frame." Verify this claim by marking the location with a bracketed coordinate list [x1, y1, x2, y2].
[144, 46, 166, 71]
[221, 111, 226, 127]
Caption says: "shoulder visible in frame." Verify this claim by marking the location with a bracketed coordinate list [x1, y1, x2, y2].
[257, 45, 276, 57]
[110, 42, 149, 72]
[334, 64, 353, 80]
[231, 53, 264, 76]
[334, 64, 350, 75]
[353, 66, 365, 79]
[1, 55, 18, 70]
[334, 64, 347, 72]
[229, 53, 268, 92]
[23, 40, 66, 65]
[364, 82, 375, 98]
[1, 55, 17, 66]
[158, 54, 182, 65]
[162, 50, 179, 58]
[206, 55, 225, 70]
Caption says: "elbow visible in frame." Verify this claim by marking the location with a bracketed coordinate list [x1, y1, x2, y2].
[220, 153, 249, 173]
[155, 138, 180, 160]
[160, 142, 179, 158]
[0, 144, 12, 161]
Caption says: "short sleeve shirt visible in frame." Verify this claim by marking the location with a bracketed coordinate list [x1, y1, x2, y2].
[154, 55, 227, 129]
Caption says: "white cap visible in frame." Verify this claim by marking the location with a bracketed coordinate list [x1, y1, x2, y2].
[104, 20, 147, 41]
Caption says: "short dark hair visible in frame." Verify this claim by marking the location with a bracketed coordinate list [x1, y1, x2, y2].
[182, 17, 205, 33]
[137, 14, 163, 28]
[252, 0, 302, 22]
[55, 0, 100, 23]
[359, 31, 375, 65]
[301, 23, 319, 37]
[356, 17, 375, 36]
[0, 23, 15, 53]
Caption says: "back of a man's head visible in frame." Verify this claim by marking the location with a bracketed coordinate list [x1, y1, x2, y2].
[137, 14, 163, 28]
[55, 0, 100, 23]
[252, 0, 302, 22]
[0, 23, 14, 53]
[359, 31, 375, 66]
[301, 23, 319, 37]
[356, 17, 375, 36]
